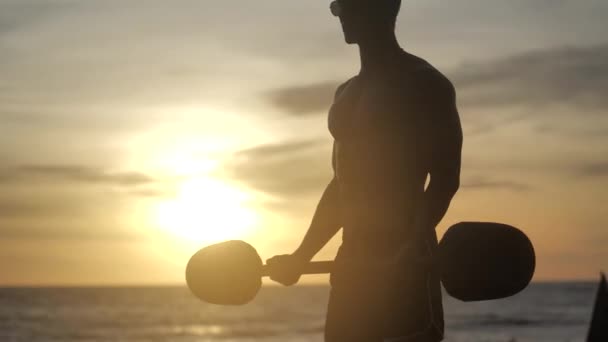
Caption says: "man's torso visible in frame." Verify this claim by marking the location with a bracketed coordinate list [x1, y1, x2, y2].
[329, 53, 442, 259]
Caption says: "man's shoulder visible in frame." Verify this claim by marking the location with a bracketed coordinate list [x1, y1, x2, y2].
[396, 53, 455, 97]
[334, 76, 357, 98]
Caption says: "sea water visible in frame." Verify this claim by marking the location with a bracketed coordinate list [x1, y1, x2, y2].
[0, 283, 596, 341]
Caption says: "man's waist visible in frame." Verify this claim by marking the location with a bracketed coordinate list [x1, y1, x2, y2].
[339, 226, 438, 255]
[337, 231, 404, 260]
[330, 239, 439, 287]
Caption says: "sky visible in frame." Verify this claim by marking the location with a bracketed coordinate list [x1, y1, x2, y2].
[0, 0, 607, 285]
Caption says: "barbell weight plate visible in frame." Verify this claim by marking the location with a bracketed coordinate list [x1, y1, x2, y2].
[186, 240, 263, 305]
[438, 222, 535, 301]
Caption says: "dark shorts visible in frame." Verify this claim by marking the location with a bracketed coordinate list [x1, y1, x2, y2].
[325, 255, 444, 342]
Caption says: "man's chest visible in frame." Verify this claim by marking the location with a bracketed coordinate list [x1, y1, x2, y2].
[328, 77, 424, 143]
[328, 78, 430, 179]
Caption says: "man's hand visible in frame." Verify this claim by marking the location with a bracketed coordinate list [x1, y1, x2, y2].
[265, 254, 309, 286]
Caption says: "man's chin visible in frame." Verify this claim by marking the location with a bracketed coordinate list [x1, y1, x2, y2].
[344, 36, 358, 44]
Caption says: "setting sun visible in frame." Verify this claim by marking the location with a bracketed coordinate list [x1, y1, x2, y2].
[154, 177, 258, 246]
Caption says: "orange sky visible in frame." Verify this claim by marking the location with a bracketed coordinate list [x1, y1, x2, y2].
[1, 0, 607, 285]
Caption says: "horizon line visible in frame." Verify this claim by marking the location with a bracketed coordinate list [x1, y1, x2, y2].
[0, 279, 602, 289]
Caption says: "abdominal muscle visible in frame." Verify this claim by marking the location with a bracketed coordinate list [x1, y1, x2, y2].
[334, 133, 427, 261]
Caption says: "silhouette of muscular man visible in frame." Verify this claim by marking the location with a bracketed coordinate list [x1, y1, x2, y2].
[267, 1, 462, 340]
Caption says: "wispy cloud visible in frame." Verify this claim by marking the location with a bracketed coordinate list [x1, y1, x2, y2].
[0, 163, 165, 240]
[573, 162, 608, 178]
[0, 164, 156, 187]
[0, 199, 69, 218]
[0, 192, 144, 240]
[0, 0, 70, 35]
[234, 139, 325, 159]
[452, 44, 608, 111]
[0, 222, 140, 241]
[461, 176, 533, 192]
[265, 82, 339, 116]
[224, 139, 332, 199]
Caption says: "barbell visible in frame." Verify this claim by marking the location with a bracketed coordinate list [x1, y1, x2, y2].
[186, 222, 535, 305]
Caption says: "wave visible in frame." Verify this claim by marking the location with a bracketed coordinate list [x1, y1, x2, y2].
[449, 312, 588, 330]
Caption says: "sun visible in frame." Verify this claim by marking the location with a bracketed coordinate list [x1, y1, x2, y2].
[154, 177, 258, 246]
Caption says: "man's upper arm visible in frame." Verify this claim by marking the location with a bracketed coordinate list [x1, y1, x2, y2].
[421, 73, 463, 191]
[332, 140, 337, 174]
[330, 80, 350, 174]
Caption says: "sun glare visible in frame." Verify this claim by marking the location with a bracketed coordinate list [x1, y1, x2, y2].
[154, 177, 258, 246]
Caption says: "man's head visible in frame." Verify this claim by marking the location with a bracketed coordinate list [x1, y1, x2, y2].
[330, 0, 401, 44]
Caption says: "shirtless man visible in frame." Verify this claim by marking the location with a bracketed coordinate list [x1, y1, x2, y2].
[267, 1, 462, 340]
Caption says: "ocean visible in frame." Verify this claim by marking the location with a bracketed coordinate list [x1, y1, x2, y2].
[0, 283, 597, 342]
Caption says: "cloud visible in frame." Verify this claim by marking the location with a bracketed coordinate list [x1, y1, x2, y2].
[265, 82, 340, 116]
[0, 193, 143, 240]
[0, 164, 166, 240]
[0, 1, 71, 35]
[534, 122, 608, 139]
[224, 139, 332, 199]
[0, 222, 139, 241]
[234, 139, 326, 159]
[451, 44, 608, 111]
[0, 199, 65, 218]
[0, 164, 156, 187]
[0, 109, 169, 135]
[573, 162, 608, 178]
[460, 176, 533, 192]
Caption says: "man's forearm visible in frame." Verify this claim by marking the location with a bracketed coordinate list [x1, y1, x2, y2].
[293, 177, 342, 261]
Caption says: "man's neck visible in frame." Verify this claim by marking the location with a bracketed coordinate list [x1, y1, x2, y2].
[358, 32, 403, 77]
